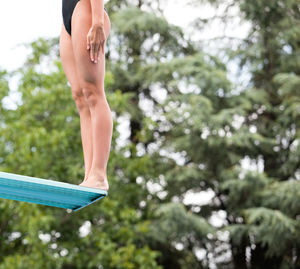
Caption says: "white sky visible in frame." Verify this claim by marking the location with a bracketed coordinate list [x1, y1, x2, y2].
[0, 0, 251, 110]
[0, 0, 61, 71]
[0, 0, 250, 72]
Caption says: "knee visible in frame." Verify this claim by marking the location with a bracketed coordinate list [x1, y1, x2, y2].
[81, 82, 105, 107]
[72, 89, 89, 112]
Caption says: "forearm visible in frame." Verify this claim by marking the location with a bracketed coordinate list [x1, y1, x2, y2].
[90, 0, 104, 26]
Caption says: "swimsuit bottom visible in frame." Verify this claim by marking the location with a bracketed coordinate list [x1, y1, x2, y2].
[62, 0, 108, 36]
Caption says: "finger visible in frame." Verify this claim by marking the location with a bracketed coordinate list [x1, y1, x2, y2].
[101, 41, 104, 55]
[90, 43, 95, 62]
[95, 43, 101, 63]
[97, 45, 101, 61]
[87, 35, 90, 50]
[97, 42, 103, 60]
[94, 44, 99, 63]
[98, 43, 103, 60]
[90, 43, 93, 62]
[95, 48, 99, 63]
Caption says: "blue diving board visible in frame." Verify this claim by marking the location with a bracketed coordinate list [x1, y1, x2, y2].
[0, 171, 107, 211]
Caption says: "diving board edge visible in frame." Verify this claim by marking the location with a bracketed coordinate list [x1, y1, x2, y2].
[0, 171, 108, 195]
[72, 195, 107, 212]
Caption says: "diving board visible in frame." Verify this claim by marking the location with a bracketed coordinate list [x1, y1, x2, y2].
[0, 171, 107, 211]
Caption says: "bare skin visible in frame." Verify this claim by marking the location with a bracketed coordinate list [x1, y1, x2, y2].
[59, 0, 112, 191]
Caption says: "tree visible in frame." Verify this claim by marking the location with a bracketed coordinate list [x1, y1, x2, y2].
[2, 0, 298, 268]
[0, 35, 161, 268]
[0, 1, 216, 267]
[170, 0, 300, 267]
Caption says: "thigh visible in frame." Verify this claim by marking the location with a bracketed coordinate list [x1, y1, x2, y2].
[71, 0, 111, 92]
[59, 23, 81, 92]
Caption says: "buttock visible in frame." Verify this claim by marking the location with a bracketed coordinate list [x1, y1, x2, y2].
[62, 0, 108, 36]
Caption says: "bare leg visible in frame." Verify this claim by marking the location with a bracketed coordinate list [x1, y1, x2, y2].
[77, 99, 94, 181]
[59, 24, 93, 182]
[71, 0, 112, 190]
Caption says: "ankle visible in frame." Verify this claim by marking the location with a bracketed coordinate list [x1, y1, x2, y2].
[88, 169, 107, 179]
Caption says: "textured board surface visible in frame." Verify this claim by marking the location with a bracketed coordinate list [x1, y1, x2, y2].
[0, 171, 107, 211]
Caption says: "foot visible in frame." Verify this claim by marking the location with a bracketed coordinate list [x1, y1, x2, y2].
[79, 171, 109, 191]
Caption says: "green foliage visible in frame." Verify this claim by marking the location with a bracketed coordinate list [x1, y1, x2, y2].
[0, 34, 161, 268]
[221, 169, 271, 210]
[187, 0, 300, 268]
[260, 181, 300, 218]
[149, 203, 214, 245]
[243, 207, 299, 257]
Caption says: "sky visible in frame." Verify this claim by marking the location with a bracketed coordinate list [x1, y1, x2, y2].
[0, 0, 209, 107]
[0, 0, 250, 72]
[0, 0, 251, 113]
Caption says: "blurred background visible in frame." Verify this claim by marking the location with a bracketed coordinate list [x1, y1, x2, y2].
[0, 0, 299, 268]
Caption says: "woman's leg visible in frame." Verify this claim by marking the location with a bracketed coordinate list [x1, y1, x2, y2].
[71, 0, 112, 190]
[59, 23, 93, 182]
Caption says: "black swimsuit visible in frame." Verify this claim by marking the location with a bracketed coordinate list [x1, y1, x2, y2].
[62, 0, 107, 36]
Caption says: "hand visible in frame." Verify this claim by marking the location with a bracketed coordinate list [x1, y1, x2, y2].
[86, 24, 106, 63]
